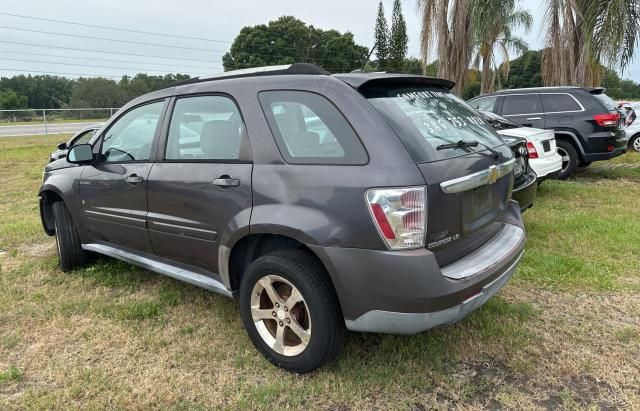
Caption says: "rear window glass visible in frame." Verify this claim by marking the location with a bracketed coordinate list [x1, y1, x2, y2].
[363, 86, 503, 162]
[593, 93, 617, 111]
[501, 94, 542, 115]
[259, 90, 368, 165]
[541, 94, 582, 112]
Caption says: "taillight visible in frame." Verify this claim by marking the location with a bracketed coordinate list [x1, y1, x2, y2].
[365, 187, 426, 249]
[526, 142, 539, 159]
[593, 113, 620, 127]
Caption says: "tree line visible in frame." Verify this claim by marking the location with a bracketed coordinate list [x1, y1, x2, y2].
[0, 74, 190, 110]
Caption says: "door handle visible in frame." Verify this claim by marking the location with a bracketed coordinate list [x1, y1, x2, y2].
[213, 176, 240, 188]
[126, 174, 144, 185]
[526, 117, 541, 121]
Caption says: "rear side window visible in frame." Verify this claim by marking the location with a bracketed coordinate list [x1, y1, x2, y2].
[259, 91, 367, 165]
[165, 95, 245, 161]
[468, 96, 497, 112]
[540, 94, 582, 112]
[501, 94, 542, 115]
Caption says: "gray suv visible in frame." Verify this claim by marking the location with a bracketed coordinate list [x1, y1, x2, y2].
[39, 64, 526, 373]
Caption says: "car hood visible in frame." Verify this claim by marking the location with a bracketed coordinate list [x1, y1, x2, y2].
[45, 158, 74, 172]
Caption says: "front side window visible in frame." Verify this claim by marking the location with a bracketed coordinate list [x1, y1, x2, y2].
[540, 94, 582, 112]
[364, 86, 504, 162]
[100, 101, 164, 162]
[468, 96, 497, 112]
[501, 94, 542, 115]
[259, 91, 367, 164]
[165, 95, 245, 161]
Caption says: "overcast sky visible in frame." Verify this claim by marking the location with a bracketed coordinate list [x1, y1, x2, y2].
[1, 0, 638, 83]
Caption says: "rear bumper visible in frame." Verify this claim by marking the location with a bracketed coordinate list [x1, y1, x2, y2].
[530, 153, 562, 179]
[584, 147, 626, 162]
[512, 171, 538, 211]
[310, 201, 526, 334]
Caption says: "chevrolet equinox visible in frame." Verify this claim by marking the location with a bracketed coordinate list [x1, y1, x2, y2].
[39, 64, 527, 373]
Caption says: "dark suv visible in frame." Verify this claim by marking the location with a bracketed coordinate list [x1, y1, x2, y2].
[39, 64, 526, 373]
[468, 87, 627, 179]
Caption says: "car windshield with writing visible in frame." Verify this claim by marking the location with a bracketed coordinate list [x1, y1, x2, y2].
[364, 86, 504, 162]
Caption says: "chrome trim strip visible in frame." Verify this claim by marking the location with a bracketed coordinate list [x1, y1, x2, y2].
[440, 159, 515, 194]
[441, 224, 525, 280]
[82, 243, 233, 297]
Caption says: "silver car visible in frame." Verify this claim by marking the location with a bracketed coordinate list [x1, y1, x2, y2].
[49, 124, 102, 162]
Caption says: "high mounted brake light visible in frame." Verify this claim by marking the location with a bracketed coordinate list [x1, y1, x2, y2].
[365, 187, 426, 249]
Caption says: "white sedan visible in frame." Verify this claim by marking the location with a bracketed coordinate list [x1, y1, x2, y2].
[479, 111, 563, 181]
[621, 103, 640, 152]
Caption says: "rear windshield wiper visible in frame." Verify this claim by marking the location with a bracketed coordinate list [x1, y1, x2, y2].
[436, 140, 479, 150]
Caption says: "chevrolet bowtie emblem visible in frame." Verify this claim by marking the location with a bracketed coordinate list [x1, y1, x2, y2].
[487, 165, 499, 184]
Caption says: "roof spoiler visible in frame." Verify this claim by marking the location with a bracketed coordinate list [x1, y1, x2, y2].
[334, 73, 455, 91]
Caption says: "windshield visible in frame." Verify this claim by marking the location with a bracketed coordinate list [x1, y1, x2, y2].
[364, 86, 504, 162]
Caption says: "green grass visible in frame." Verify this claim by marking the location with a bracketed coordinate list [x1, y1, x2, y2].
[0, 135, 638, 409]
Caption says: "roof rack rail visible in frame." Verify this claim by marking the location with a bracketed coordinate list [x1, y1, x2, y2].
[164, 63, 330, 89]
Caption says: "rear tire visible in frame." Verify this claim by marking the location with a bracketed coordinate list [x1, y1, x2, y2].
[629, 134, 640, 153]
[239, 249, 345, 373]
[52, 201, 88, 272]
[555, 140, 579, 180]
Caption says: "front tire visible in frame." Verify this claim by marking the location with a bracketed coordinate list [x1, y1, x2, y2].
[239, 249, 345, 373]
[52, 201, 88, 271]
[555, 140, 579, 180]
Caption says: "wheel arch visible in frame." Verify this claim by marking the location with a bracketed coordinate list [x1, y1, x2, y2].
[39, 187, 66, 236]
[225, 232, 343, 315]
[553, 131, 585, 161]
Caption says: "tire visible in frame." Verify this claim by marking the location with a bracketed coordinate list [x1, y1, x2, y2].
[239, 249, 345, 373]
[555, 140, 579, 180]
[629, 134, 640, 153]
[52, 201, 88, 272]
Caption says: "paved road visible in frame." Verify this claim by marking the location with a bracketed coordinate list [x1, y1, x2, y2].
[0, 122, 99, 137]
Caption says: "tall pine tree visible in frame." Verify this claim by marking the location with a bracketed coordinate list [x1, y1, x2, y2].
[374, 2, 389, 70]
[389, 0, 408, 72]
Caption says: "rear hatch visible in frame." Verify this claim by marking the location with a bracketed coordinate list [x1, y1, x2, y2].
[359, 82, 515, 266]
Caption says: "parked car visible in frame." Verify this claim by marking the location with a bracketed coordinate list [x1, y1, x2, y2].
[468, 87, 627, 179]
[621, 103, 640, 152]
[49, 124, 102, 162]
[39, 64, 527, 373]
[478, 110, 562, 181]
[497, 134, 537, 211]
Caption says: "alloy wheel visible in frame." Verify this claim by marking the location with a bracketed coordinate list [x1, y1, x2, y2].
[633, 137, 640, 152]
[250, 274, 311, 357]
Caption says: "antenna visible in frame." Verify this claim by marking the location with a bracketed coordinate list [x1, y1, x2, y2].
[360, 41, 377, 72]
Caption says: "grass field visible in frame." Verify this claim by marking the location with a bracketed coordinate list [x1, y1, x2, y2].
[1, 135, 639, 410]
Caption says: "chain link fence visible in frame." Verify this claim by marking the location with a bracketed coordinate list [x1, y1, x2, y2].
[0, 108, 119, 137]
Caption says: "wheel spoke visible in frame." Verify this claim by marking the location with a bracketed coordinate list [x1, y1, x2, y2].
[259, 277, 281, 305]
[273, 324, 285, 353]
[285, 287, 304, 308]
[288, 318, 311, 345]
[251, 307, 274, 321]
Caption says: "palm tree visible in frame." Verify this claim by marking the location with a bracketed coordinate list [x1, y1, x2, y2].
[417, 0, 475, 95]
[418, 0, 531, 95]
[472, 0, 532, 94]
[542, 0, 640, 87]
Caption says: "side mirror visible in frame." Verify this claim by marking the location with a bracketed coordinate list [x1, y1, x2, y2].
[67, 144, 94, 164]
[57, 142, 67, 150]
